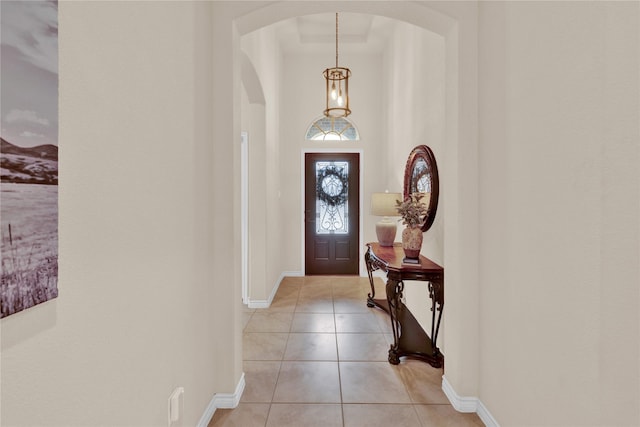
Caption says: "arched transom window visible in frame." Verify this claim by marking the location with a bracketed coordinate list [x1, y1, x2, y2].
[305, 116, 360, 141]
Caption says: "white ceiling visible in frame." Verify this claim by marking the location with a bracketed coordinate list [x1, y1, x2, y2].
[273, 12, 396, 55]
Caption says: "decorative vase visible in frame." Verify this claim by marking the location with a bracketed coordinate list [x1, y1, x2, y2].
[402, 226, 423, 259]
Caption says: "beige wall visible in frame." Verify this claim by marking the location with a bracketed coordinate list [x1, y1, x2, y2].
[382, 20, 446, 334]
[241, 26, 283, 302]
[478, 1, 639, 425]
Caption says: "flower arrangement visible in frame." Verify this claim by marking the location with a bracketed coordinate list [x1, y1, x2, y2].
[395, 193, 428, 228]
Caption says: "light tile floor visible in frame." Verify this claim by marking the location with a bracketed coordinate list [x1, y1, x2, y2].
[209, 276, 483, 427]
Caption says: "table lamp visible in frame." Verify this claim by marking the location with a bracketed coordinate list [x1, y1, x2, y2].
[371, 192, 402, 246]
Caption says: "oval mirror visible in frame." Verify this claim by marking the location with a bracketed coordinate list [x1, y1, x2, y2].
[403, 145, 440, 232]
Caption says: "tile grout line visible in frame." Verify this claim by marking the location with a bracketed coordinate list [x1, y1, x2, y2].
[331, 283, 347, 427]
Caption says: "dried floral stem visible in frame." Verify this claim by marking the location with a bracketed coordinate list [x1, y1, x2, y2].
[395, 193, 428, 228]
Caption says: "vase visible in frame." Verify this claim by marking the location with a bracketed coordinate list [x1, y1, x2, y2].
[402, 226, 423, 259]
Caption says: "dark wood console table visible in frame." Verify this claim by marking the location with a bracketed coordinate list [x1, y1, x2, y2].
[364, 242, 444, 367]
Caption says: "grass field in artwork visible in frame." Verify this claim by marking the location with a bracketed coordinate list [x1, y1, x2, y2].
[1, 183, 58, 318]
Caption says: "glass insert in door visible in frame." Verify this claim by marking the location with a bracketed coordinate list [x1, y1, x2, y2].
[315, 161, 349, 234]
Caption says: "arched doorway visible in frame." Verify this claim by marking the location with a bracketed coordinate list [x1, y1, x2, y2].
[223, 1, 481, 411]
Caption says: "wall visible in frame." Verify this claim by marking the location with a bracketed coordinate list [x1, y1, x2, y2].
[241, 85, 268, 301]
[478, 1, 640, 425]
[383, 20, 446, 333]
[241, 26, 283, 303]
[1, 1, 238, 426]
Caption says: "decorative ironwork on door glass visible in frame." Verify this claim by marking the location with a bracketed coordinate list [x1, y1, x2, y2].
[315, 161, 349, 234]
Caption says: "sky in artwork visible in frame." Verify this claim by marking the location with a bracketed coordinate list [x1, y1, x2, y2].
[1, 0, 58, 148]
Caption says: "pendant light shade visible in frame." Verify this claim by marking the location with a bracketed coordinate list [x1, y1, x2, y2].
[324, 13, 351, 117]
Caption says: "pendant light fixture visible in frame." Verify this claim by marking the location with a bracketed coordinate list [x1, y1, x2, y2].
[323, 13, 351, 117]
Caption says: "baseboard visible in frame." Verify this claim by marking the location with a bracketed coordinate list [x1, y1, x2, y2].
[477, 398, 500, 427]
[197, 373, 245, 427]
[441, 375, 478, 413]
[247, 271, 303, 309]
[282, 270, 304, 277]
[441, 375, 499, 427]
[247, 299, 270, 309]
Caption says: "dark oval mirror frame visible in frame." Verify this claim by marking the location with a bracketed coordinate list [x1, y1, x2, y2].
[403, 145, 440, 232]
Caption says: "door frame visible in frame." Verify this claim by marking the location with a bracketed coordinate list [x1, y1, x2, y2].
[300, 148, 364, 276]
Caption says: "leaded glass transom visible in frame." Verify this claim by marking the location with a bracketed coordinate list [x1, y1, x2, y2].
[315, 161, 349, 234]
[305, 116, 360, 141]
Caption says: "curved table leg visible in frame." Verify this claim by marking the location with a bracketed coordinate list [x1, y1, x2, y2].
[386, 277, 404, 365]
[365, 246, 378, 308]
[428, 279, 444, 360]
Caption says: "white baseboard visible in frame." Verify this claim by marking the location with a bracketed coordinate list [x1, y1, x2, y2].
[247, 299, 271, 309]
[247, 271, 303, 309]
[197, 373, 245, 427]
[442, 375, 499, 427]
[477, 399, 500, 427]
[282, 270, 304, 277]
[441, 375, 478, 413]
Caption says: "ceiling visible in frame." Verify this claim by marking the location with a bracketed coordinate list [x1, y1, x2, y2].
[273, 12, 396, 55]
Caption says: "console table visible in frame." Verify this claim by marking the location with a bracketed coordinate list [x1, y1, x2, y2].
[364, 242, 444, 367]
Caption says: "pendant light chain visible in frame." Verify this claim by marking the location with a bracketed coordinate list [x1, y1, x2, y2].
[335, 12, 339, 68]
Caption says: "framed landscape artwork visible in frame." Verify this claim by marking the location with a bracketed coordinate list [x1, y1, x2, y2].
[1, 0, 59, 318]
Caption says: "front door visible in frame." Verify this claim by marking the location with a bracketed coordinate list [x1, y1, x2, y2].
[305, 152, 359, 275]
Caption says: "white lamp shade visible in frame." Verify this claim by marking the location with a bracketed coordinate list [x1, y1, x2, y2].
[371, 192, 402, 217]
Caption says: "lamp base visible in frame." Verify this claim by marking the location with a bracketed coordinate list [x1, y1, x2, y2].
[376, 220, 397, 247]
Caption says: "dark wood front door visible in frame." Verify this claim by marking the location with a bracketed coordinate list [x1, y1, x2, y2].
[305, 152, 359, 275]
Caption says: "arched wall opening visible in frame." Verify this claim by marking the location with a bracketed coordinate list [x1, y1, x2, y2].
[229, 0, 480, 402]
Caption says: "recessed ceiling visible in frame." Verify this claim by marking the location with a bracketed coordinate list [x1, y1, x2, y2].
[274, 13, 395, 55]
[297, 14, 372, 44]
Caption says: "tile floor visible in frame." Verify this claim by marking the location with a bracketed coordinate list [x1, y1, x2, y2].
[209, 276, 483, 427]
